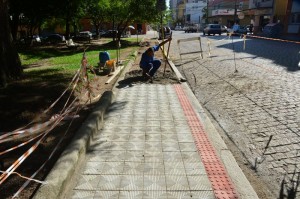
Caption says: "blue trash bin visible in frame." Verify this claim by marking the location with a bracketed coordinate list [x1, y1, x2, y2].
[99, 51, 110, 64]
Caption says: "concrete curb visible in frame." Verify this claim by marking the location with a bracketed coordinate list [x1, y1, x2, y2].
[33, 51, 138, 199]
[33, 92, 113, 199]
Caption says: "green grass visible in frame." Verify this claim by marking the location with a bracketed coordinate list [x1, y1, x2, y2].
[18, 39, 139, 86]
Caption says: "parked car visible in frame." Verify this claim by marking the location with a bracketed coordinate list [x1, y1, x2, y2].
[203, 24, 221, 36]
[175, 26, 183, 31]
[44, 34, 66, 44]
[101, 30, 118, 38]
[92, 30, 106, 38]
[99, 30, 106, 35]
[262, 23, 284, 38]
[184, 24, 198, 33]
[73, 31, 92, 42]
[79, 31, 92, 39]
[18, 35, 42, 45]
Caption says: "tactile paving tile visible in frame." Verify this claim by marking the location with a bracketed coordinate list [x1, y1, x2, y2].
[174, 84, 240, 199]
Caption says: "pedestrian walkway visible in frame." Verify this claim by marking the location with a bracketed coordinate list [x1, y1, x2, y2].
[67, 80, 257, 199]
[66, 31, 259, 199]
[70, 84, 216, 198]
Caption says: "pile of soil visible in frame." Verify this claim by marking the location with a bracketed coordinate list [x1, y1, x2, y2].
[0, 37, 178, 198]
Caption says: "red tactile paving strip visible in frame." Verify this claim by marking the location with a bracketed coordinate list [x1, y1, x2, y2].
[174, 84, 240, 199]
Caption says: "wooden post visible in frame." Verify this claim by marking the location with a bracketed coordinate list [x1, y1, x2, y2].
[163, 32, 172, 76]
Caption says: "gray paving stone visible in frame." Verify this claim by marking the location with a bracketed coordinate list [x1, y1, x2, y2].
[142, 191, 168, 199]
[96, 175, 122, 190]
[187, 175, 212, 190]
[74, 175, 101, 190]
[70, 190, 95, 199]
[123, 162, 144, 175]
[119, 175, 144, 190]
[118, 191, 143, 199]
[145, 142, 163, 152]
[69, 83, 226, 199]
[190, 191, 215, 199]
[144, 163, 165, 175]
[165, 175, 190, 191]
[93, 191, 119, 199]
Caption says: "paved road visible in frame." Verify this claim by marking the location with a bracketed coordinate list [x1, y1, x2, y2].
[168, 31, 300, 198]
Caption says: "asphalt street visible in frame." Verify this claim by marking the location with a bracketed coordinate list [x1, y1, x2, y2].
[168, 31, 300, 198]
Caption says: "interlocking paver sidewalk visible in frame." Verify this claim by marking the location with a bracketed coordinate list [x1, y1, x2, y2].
[30, 31, 259, 199]
[65, 31, 258, 199]
[70, 84, 215, 198]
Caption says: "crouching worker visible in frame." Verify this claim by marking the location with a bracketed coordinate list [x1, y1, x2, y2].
[140, 37, 172, 81]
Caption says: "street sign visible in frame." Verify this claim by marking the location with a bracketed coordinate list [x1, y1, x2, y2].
[238, 12, 245, 19]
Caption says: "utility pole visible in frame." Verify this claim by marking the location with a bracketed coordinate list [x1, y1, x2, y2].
[206, 0, 209, 24]
[233, 0, 238, 24]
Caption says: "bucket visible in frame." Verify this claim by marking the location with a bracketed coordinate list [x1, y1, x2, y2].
[99, 51, 110, 64]
[105, 60, 116, 72]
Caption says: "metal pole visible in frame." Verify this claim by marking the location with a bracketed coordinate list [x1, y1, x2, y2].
[234, 0, 237, 24]
[206, 0, 209, 24]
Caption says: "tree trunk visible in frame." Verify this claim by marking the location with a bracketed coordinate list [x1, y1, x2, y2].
[0, 0, 22, 87]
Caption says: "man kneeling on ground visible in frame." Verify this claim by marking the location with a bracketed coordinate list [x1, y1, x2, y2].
[139, 38, 172, 81]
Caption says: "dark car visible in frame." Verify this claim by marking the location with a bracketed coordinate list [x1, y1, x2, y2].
[184, 24, 198, 33]
[17, 35, 41, 45]
[45, 34, 65, 44]
[203, 24, 221, 36]
[101, 30, 118, 38]
[73, 31, 92, 42]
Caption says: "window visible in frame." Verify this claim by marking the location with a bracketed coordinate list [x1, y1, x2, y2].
[290, 13, 300, 24]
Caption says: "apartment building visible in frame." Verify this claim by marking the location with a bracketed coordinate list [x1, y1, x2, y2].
[170, 0, 207, 27]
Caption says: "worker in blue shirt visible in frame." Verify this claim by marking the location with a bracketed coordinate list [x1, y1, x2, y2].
[140, 37, 172, 81]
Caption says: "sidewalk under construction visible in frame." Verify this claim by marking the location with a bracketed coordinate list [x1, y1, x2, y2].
[33, 31, 259, 199]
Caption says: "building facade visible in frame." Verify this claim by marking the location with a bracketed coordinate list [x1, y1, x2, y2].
[170, 0, 207, 28]
[285, 0, 300, 34]
[208, 0, 250, 28]
[170, 0, 299, 36]
[208, 0, 300, 36]
[186, 1, 207, 24]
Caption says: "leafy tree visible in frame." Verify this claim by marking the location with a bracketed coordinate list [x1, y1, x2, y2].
[57, 0, 85, 39]
[9, 0, 63, 40]
[109, 0, 160, 42]
[0, 0, 22, 87]
[85, 0, 110, 39]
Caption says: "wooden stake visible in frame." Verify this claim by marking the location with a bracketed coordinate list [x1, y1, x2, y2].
[163, 32, 172, 76]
